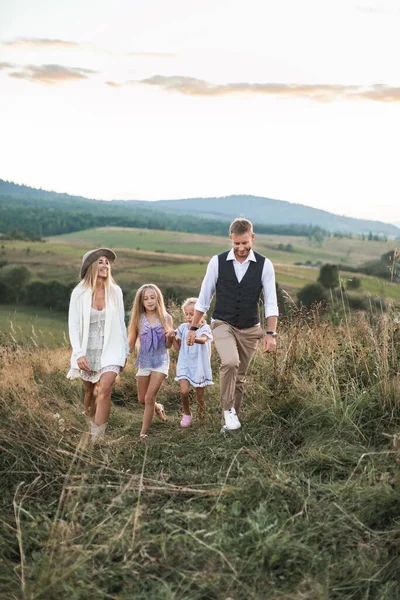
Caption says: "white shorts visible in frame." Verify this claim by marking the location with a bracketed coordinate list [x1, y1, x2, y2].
[136, 364, 169, 377]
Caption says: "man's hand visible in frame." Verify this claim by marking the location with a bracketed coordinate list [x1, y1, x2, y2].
[187, 330, 197, 346]
[263, 334, 277, 353]
[77, 356, 90, 371]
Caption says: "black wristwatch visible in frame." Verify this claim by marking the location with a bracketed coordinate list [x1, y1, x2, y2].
[190, 326, 199, 331]
[266, 330, 278, 337]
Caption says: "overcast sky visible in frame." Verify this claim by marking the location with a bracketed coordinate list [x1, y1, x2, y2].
[1, 0, 399, 223]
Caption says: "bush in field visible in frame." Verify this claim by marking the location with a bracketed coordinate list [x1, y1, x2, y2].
[26, 280, 75, 311]
[317, 263, 339, 289]
[346, 276, 361, 290]
[0, 265, 31, 303]
[297, 282, 328, 308]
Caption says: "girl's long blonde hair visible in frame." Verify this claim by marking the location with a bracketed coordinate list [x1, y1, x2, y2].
[128, 284, 167, 339]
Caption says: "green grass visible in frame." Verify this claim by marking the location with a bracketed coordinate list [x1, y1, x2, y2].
[47, 227, 399, 267]
[0, 305, 68, 347]
[1, 308, 399, 599]
[1, 227, 399, 303]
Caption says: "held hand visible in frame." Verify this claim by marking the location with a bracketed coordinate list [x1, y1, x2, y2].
[77, 356, 90, 371]
[263, 334, 277, 354]
[187, 330, 197, 346]
[166, 329, 176, 340]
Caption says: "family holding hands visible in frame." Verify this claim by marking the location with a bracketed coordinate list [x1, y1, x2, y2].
[67, 218, 279, 441]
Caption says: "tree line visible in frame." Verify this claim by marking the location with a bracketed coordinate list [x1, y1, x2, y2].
[0, 194, 327, 240]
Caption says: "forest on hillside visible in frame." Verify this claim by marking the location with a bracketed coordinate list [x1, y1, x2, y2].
[0, 193, 327, 239]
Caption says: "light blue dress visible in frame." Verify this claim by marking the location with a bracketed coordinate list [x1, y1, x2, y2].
[175, 322, 214, 388]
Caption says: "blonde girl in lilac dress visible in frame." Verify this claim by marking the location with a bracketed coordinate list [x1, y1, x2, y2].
[128, 284, 174, 440]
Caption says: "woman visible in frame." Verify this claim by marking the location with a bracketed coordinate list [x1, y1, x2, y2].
[67, 248, 129, 438]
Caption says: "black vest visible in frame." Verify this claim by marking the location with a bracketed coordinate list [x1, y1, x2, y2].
[213, 251, 265, 329]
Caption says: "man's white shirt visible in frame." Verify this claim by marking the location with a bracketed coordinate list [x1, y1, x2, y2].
[194, 249, 279, 319]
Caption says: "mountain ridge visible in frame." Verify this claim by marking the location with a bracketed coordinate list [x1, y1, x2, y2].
[1, 179, 398, 236]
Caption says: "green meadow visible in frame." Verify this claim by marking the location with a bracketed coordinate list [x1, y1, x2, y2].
[1, 306, 399, 599]
[1, 226, 399, 305]
[0, 305, 68, 347]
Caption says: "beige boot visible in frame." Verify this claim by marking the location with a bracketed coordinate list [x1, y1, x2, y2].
[90, 421, 107, 440]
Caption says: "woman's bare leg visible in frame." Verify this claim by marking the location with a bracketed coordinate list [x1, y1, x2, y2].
[94, 371, 117, 426]
[83, 381, 96, 416]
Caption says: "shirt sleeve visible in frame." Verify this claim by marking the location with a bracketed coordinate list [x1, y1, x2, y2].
[68, 287, 85, 359]
[175, 323, 185, 341]
[194, 255, 218, 314]
[262, 258, 279, 318]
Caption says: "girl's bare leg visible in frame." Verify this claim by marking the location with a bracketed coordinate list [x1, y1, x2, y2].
[83, 381, 96, 417]
[140, 372, 166, 436]
[94, 371, 118, 426]
[137, 375, 150, 406]
[180, 379, 191, 415]
[137, 375, 164, 415]
[196, 386, 206, 422]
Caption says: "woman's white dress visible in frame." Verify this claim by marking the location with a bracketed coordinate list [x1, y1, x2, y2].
[67, 307, 120, 383]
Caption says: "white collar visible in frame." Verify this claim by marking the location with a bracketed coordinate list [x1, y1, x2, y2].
[227, 248, 256, 263]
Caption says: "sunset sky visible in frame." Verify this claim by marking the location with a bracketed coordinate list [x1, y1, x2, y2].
[1, 0, 399, 223]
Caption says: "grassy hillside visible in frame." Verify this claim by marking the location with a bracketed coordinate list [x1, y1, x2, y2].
[1, 306, 399, 599]
[47, 226, 398, 266]
[1, 227, 399, 304]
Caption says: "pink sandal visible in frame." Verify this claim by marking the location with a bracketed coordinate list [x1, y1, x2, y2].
[180, 414, 192, 428]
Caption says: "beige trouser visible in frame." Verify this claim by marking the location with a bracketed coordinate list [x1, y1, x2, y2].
[211, 320, 264, 413]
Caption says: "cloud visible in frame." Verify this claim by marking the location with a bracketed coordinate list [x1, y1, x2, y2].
[3, 38, 80, 48]
[9, 64, 98, 85]
[0, 62, 15, 70]
[124, 51, 177, 59]
[356, 4, 400, 14]
[113, 75, 400, 103]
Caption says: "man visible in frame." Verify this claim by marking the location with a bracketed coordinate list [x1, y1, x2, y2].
[187, 218, 278, 432]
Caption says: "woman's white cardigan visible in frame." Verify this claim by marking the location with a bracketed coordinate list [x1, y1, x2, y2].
[68, 282, 130, 370]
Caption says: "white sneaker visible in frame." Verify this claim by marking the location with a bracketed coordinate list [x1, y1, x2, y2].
[223, 408, 241, 430]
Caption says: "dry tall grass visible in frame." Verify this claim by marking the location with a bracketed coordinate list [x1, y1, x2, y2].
[1, 304, 399, 599]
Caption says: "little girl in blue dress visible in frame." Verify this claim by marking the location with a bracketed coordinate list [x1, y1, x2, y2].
[172, 297, 213, 427]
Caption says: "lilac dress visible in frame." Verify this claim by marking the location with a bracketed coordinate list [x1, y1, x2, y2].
[175, 322, 213, 387]
[135, 314, 169, 371]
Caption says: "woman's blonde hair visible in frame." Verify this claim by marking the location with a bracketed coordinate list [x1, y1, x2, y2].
[81, 257, 115, 293]
[182, 297, 206, 324]
[128, 284, 167, 339]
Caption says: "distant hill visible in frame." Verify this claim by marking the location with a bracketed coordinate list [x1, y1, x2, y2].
[152, 195, 400, 237]
[1, 179, 399, 237]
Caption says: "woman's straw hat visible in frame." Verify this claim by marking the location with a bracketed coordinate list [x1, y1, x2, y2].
[80, 248, 116, 279]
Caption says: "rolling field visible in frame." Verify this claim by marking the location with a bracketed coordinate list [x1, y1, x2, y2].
[0, 227, 399, 306]
[47, 226, 398, 266]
